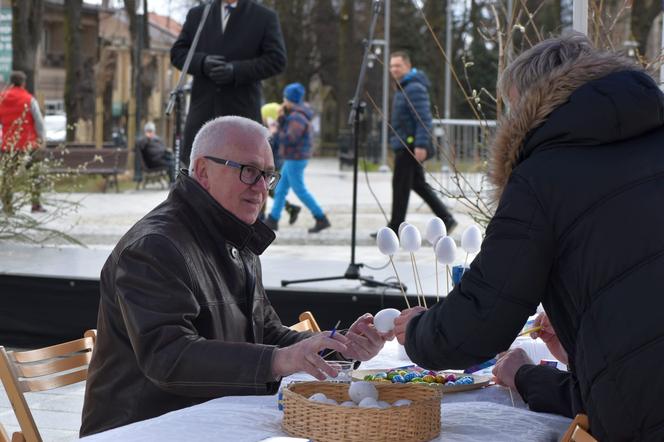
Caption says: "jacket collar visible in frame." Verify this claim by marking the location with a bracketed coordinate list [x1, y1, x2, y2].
[488, 53, 639, 200]
[171, 171, 275, 255]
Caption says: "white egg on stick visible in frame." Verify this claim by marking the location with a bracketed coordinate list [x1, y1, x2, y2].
[435, 236, 457, 298]
[425, 217, 446, 245]
[400, 225, 426, 308]
[461, 224, 482, 266]
[428, 225, 446, 303]
[375, 227, 410, 308]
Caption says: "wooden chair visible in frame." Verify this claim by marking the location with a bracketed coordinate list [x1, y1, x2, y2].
[0, 423, 10, 442]
[289, 311, 322, 333]
[561, 414, 597, 442]
[0, 330, 96, 442]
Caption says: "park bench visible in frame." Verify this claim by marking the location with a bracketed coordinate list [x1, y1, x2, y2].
[135, 147, 171, 190]
[38, 143, 129, 193]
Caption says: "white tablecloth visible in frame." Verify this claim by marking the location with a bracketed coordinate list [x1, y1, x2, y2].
[82, 340, 571, 442]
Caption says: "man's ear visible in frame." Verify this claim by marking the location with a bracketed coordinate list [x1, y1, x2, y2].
[193, 158, 210, 190]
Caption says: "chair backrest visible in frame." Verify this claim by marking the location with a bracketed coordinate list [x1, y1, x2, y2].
[561, 414, 597, 442]
[289, 311, 322, 333]
[0, 330, 96, 442]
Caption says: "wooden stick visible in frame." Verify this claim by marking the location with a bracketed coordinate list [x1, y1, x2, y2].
[412, 253, 427, 308]
[389, 256, 411, 308]
[409, 254, 422, 307]
[464, 252, 469, 268]
[445, 264, 450, 296]
[435, 258, 440, 303]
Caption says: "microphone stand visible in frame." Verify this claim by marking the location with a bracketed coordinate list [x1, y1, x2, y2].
[281, 0, 404, 292]
[165, 0, 215, 180]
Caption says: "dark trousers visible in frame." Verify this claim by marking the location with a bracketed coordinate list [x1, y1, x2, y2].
[389, 148, 453, 231]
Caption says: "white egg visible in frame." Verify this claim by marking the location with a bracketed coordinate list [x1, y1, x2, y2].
[400, 224, 422, 252]
[373, 308, 401, 333]
[398, 222, 410, 237]
[339, 401, 356, 407]
[377, 400, 391, 409]
[393, 399, 412, 407]
[461, 225, 482, 254]
[435, 236, 457, 265]
[376, 227, 399, 256]
[358, 397, 380, 408]
[425, 217, 446, 245]
[308, 393, 328, 403]
[348, 381, 379, 404]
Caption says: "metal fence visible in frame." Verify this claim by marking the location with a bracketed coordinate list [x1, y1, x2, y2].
[432, 118, 497, 164]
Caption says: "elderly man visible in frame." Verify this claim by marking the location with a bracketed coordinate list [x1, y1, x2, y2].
[394, 34, 664, 441]
[80, 116, 386, 437]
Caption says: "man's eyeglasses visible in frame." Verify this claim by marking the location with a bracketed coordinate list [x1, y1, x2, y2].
[204, 156, 281, 190]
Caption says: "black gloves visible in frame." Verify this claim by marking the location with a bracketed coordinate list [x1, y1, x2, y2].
[203, 55, 234, 85]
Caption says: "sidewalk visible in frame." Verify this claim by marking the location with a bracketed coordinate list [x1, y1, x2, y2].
[0, 157, 485, 440]
[39, 158, 478, 247]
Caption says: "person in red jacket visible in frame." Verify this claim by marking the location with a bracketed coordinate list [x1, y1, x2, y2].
[0, 71, 46, 212]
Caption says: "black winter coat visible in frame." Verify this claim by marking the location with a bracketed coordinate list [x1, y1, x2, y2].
[405, 56, 664, 440]
[171, 0, 286, 165]
[80, 173, 307, 436]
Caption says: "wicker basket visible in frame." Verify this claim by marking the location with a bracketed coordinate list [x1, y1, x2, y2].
[282, 381, 442, 442]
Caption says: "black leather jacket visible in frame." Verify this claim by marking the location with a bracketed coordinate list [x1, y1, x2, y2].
[80, 173, 307, 436]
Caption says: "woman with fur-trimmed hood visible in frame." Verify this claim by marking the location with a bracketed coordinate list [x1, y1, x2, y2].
[393, 34, 664, 440]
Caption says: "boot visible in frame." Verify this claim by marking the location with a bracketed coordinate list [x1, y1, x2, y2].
[308, 215, 331, 233]
[285, 202, 301, 225]
[444, 216, 458, 235]
[264, 215, 279, 231]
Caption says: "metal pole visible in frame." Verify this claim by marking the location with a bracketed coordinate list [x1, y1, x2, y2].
[573, 0, 588, 35]
[660, 1, 664, 87]
[444, 0, 452, 119]
[380, 0, 390, 172]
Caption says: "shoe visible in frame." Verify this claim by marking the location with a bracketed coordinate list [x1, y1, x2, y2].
[445, 217, 458, 234]
[264, 215, 279, 231]
[31, 204, 46, 213]
[308, 215, 331, 233]
[286, 204, 301, 225]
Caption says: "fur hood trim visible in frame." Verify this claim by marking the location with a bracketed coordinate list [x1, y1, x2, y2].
[488, 53, 640, 199]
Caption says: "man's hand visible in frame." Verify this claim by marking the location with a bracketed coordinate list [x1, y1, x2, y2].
[414, 147, 427, 162]
[209, 61, 234, 85]
[492, 347, 533, 389]
[341, 313, 389, 361]
[203, 55, 225, 78]
[271, 332, 349, 380]
[393, 306, 427, 345]
[531, 312, 568, 364]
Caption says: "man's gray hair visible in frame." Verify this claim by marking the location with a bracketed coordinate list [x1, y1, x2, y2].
[189, 116, 270, 175]
[499, 33, 595, 104]
[144, 121, 156, 133]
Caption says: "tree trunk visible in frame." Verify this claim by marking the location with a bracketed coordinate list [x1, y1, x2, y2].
[11, 0, 43, 93]
[64, 0, 83, 142]
[630, 0, 661, 57]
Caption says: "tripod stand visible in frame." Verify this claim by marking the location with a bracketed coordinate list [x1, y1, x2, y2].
[281, 0, 403, 292]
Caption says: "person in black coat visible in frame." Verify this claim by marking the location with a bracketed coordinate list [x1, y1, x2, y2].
[171, 0, 286, 166]
[393, 34, 664, 441]
[136, 121, 175, 181]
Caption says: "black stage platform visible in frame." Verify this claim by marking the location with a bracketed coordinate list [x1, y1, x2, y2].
[0, 244, 440, 347]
